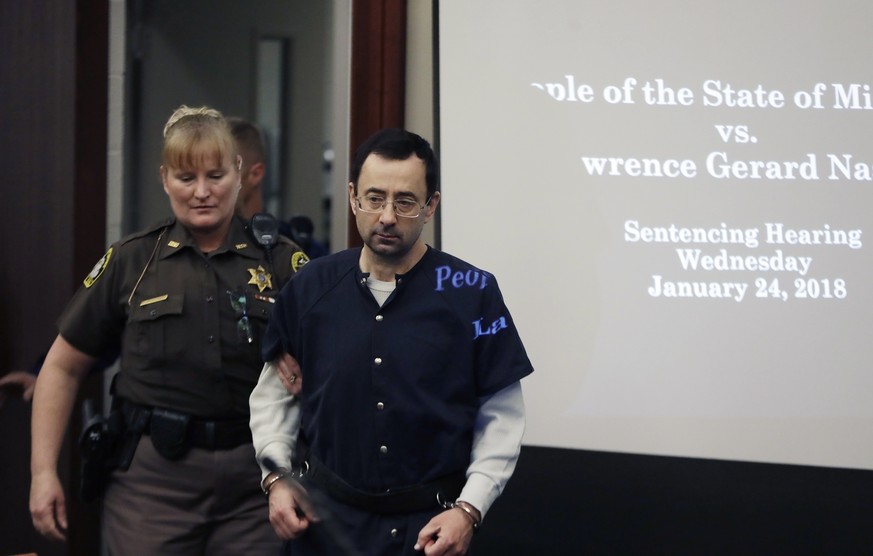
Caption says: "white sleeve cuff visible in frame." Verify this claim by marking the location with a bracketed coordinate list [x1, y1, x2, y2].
[459, 381, 526, 519]
[249, 361, 300, 479]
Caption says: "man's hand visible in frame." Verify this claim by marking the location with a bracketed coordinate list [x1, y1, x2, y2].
[275, 352, 302, 396]
[0, 371, 37, 408]
[30, 470, 68, 541]
[414, 507, 476, 555]
[268, 478, 319, 539]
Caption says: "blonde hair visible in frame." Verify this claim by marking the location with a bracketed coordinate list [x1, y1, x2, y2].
[162, 105, 238, 170]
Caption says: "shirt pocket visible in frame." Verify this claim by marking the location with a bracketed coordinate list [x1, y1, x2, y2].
[127, 294, 185, 362]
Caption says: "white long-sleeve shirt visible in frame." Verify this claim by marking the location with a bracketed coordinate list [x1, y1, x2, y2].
[249, 362, 525, 518]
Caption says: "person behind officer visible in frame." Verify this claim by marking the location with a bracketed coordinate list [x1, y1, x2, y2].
[29, 105, 309, 554]
[249, 128, 534, 555]
[0, 370, 36, 407]
[228, 116, 268, 222]
[228, 116, 328, 258]
[1, 350, 118, 409]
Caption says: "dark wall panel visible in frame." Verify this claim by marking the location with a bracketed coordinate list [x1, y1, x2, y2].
[0, 2, 77, 554]
[0, 0, 107, 554]
[476, 446, 873, 555]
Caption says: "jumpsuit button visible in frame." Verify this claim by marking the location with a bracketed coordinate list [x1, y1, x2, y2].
[375, 314, 384, 322]
[376, 402, 384, 410]
[390, 528, 399, 538]
[207, 335, 215, 343]
[374, 357, 383, 366]
[379, 445, 388, 454]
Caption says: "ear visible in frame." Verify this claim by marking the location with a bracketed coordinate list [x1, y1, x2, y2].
[422, 191, 440, 223]
[248, 161, 266, 187]
[348, 182, 357, 214]
[160, 165, 170, 196]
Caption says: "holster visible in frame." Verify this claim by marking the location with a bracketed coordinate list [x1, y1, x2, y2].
[78, 399, 125, 502]
[117, 401, 150, 470]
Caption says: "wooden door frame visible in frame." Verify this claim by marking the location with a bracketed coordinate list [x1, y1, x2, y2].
[346, 0, 408, 247]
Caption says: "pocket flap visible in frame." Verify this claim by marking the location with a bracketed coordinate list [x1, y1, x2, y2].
[130, 294, 184, 322]
[247, 296, 275, 321]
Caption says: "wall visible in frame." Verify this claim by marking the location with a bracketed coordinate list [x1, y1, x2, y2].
[475, 446, 873, 554]
[327, 0, 351, 251]
[405, 0, 436, 248]
[106, 0, 126, 245]
[127, 0, 331, 246]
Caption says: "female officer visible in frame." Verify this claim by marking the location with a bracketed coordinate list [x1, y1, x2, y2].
[29, 105, 307, 554]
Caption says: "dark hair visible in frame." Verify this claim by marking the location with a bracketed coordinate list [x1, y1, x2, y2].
[227, 117, 267, 166]
[350, 128, 438, 199]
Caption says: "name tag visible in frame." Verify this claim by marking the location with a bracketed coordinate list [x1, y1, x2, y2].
[140, 294, 169, 307]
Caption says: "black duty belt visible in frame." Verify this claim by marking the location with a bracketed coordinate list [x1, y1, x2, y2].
[121, 401, 251, 451]
[303, 456, 466, 514]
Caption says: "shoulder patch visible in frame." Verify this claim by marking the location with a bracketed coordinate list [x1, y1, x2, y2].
[291, 251, 310, 272]
[84, 247, 113, 288]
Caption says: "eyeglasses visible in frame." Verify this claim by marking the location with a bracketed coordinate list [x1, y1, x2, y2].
[227, 289, 254, 344]
[355, 194, 432, 218]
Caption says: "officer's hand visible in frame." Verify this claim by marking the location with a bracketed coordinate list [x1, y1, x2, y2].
[275, 352, 302, 396]
[414, 508, 475, 555]
[0, 370, 37, 408]
[268, 478, 318, 539]
[30, 470, 67, 541]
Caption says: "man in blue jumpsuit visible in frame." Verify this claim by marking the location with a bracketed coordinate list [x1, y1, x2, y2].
[250, 128, 533, 555]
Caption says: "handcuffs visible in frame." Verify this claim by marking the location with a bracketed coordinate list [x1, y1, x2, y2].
[261, 461, 309, 497]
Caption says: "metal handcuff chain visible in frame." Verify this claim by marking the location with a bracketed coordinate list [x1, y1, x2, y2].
[263, 461, 310, 497]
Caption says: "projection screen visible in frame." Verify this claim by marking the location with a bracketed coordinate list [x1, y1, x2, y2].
[438, 1, 873, 470]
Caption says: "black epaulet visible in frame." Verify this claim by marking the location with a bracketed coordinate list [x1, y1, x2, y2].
[116, 217, 174, 247]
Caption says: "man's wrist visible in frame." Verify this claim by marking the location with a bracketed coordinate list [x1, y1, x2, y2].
[261, 461, 310, 497]
[453, 500, 482, 532]
[261, 468, 289, 497]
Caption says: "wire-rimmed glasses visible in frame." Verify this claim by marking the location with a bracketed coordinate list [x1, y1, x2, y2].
[355, 194, 432, 218]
